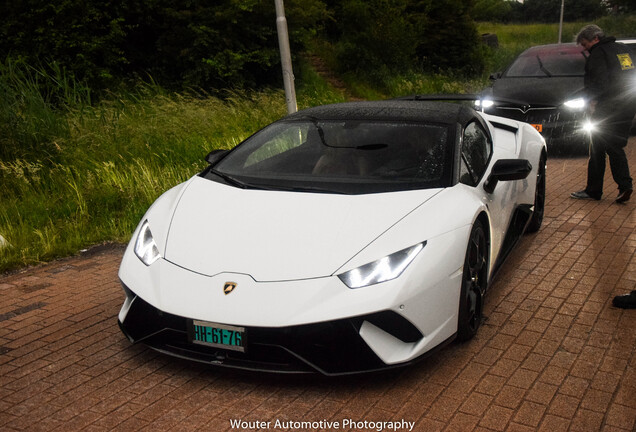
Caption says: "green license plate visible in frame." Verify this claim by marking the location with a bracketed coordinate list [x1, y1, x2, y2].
[190, 320, 246, 352]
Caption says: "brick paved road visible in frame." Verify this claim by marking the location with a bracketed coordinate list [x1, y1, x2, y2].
[1, 140, 635, 432]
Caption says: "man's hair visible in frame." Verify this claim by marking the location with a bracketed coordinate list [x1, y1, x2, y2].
[576, 25, 604, 43]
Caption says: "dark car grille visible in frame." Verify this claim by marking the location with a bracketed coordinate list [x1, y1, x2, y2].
[487, 105, 557, 123]
[485, 105, 587, 144]
[118, 287, 429, 375]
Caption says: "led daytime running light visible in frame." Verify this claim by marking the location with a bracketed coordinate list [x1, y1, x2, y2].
[339, 242, 425, 289]
[134, 220, 161, 266]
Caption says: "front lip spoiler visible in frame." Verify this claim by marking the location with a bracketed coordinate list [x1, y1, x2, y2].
[118, 290, 454, 376]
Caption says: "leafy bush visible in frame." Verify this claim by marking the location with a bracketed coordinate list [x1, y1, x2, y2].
[472, 0, 513, 22]
[520, 0, 606, 22]
[0, 0, 329, 92]
[0, 1, 130, 90]
[410, 0, 485, 75]
[476, 0, 609, 23]
[329, 0, 417, 82]
[324, 0, 485, 84]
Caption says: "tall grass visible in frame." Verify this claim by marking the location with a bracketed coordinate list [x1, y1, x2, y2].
[0, 60, 90, 161]
[0, 62, 343, 272]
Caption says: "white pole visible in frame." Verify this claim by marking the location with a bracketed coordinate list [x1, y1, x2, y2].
[275, 0, 297, 114]
[558, 0, 565, 43]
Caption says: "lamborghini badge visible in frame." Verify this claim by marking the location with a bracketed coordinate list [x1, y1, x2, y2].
[223, 282, 237, 295]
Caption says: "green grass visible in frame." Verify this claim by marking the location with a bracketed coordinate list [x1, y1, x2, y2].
[0, 61, 344, 272]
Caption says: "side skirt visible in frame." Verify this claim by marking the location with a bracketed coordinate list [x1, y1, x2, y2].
[490, 204, 534, 281]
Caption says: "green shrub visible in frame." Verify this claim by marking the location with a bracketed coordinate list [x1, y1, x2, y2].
[410, 0, 485, 76]
[597, 14, 636, 37]
[322, 0, 485, 89]
[0, 0, 330, 92]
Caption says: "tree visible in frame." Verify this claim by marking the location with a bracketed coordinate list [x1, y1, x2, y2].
[409, 0, 484, 75]
[0, 0, 329, 92]
[327, 0, 417, 80]
[515, 0, 606, 22]
[605, 0, 636, 13]
[325, 0, 484, 80]
[0, 0, 129, 89]
[472, 0, 513, 22]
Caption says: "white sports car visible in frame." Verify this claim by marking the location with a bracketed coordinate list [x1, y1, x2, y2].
[118, 100, 546, 375]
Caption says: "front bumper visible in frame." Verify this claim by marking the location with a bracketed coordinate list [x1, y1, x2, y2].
[117, 222, 468, 374]
[118, 285, 452, 375]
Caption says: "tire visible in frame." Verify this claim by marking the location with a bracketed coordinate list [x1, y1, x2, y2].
[457, 219, 489, 342]
[526, 153, 546, 234]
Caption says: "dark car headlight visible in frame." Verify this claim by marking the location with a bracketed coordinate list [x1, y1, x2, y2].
[475, 99, 494, 110]
[563, 98, 586, 110]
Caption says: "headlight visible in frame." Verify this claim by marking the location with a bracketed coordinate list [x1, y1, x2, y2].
[338, 242, 425, 289]
[563, 98, 586, 110]
[475, 99, 494, 109]
[134, 220, 161, 266]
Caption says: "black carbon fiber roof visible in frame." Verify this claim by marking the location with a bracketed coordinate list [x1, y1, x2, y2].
[285, 100, 475, 125]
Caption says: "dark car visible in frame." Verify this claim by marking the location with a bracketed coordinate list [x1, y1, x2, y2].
[479, 43, 589, 153]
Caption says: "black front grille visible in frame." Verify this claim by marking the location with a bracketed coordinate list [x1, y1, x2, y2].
[486, 105, 587, 144]
[487, 106, 558, 123]
[118, 289, 424, 375]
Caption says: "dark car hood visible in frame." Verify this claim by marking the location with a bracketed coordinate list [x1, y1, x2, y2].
[487, 76, 584, 106]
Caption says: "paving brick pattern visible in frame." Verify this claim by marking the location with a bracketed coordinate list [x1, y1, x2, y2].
[1, 140, 636, 431]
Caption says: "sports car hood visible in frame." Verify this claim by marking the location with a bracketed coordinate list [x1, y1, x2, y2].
[163, 176, 440, 281]
[489, 76, 584, 106]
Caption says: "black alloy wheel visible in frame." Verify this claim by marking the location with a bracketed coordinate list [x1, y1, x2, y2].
[526, 154, 546, 233]
[457, 219, 488, 342]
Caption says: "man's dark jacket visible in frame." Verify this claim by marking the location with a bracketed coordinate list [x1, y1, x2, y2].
[585, 36, 636, 122]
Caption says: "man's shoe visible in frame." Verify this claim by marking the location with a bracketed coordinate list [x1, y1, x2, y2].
[612, 290, 636, 309]
[570, 190, 601, 200]
[616, 189, 632, 203]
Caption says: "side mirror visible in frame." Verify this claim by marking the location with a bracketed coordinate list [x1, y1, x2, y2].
[205, 149, 228, 165]
[484, 159, 532, 193]
[489, 72, 502, 81]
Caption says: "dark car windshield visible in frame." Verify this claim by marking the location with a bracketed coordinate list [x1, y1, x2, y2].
[206, 119, 453, 194]
[504, 48, 586, 78]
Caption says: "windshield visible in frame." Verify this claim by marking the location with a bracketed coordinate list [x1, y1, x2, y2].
[206, 119, 453, 194]
[504, 49, 586, 77]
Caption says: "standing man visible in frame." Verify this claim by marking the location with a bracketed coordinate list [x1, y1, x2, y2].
[570, 25, 635, 203]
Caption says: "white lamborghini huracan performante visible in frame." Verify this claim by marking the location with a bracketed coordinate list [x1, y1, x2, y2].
[118, 100, 547, 375]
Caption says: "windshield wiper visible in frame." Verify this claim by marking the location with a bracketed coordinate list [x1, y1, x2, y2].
[256, 183, 347, 194]
[536, 55, 552, 77]
[210, 169, 248, 189]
